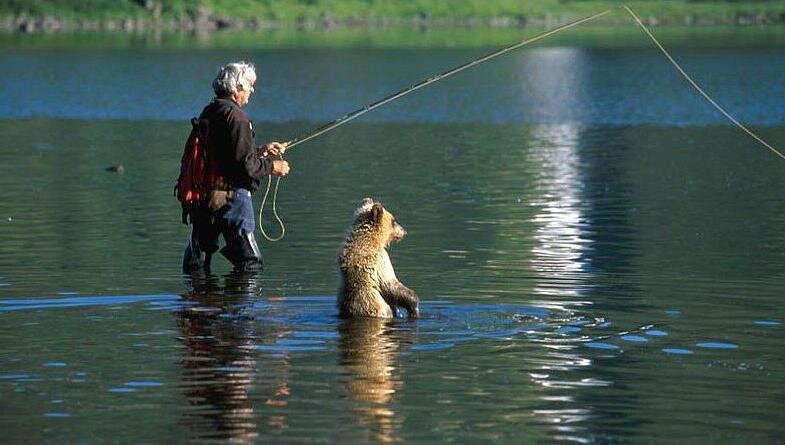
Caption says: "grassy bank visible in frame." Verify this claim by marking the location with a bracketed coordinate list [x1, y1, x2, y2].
[2, 0, 785, 32]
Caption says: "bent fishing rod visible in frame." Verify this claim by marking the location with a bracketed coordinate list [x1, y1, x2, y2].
[278, 9, 610, 151]
[257, 9, 611, 241]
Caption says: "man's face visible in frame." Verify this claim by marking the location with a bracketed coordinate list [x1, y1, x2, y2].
[236, 74, 256, 107]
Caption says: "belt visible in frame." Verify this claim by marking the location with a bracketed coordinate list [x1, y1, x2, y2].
[206, 187, 251, 212]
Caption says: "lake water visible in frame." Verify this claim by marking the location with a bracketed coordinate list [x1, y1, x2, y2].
[1, 27, 784, 444]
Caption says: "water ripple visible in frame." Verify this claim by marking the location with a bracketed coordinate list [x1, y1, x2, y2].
[0, 294, 181, 312]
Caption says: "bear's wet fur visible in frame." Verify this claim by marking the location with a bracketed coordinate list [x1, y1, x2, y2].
[337, 198, 420, 318]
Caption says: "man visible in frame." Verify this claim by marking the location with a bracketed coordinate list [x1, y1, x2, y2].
[183, 61, 290, 273]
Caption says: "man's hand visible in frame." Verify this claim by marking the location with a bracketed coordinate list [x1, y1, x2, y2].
[261, 141, 288, 157]
[271, 160, 290, 177]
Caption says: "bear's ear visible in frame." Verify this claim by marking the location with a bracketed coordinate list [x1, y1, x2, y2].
[361, 197, 374, 206]
[370, 203, 384, 224]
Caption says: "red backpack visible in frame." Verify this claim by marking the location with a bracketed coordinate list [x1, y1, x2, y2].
[173, 118, 223, 224]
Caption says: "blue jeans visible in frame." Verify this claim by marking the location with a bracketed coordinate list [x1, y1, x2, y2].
[183, 188, 262, 273]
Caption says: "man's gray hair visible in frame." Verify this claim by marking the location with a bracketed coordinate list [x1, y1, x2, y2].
[212, 61, 256, 96]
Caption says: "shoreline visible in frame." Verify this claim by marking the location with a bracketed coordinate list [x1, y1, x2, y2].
[2, 12, 783, 35]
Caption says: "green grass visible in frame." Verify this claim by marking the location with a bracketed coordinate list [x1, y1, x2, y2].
[2, 0, 785, 23]
[206, 0, 785, 22]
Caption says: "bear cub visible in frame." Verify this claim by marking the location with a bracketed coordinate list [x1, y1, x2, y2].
[337, 198, 420, 318]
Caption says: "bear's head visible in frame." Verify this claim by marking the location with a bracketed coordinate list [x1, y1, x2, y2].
[354, 197, 406, 245]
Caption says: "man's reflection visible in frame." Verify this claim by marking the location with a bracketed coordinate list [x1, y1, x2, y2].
[176, 271, 290, 442]
[338, 318, 413, 443]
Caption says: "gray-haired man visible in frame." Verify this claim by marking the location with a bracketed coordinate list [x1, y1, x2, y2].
[183, 61, 290, 273]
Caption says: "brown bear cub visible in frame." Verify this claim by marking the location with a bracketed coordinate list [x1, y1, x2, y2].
[337, 198, 420, 319]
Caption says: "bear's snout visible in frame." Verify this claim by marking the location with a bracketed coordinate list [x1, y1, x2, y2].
[391, 222, 406, 242]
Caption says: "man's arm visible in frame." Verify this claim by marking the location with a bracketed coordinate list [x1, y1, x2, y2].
[227, 115, 273, 183]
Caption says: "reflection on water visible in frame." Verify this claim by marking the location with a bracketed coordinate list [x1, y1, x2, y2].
[171, 287, 633, 443]
[339, 318, 412, 443]
[521, 51, 604, 436]
[528, 123, 592, 306]
[177, 272, 314, 442]
[191, 292, 625, 444]
[526, 122, 600, 442]
[177, 272, 262, 442]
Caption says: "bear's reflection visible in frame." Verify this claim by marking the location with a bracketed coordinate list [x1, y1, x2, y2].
[339, 318, 414, 444]
[177, 271, 290, 443]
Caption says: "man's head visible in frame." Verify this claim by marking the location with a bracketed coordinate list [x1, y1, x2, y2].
[212, 61, 257, 107]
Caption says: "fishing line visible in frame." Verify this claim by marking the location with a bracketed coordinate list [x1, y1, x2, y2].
[624, 5, 785, 160]
[258, 9, 612, 241]
[258, 153, 286, 241]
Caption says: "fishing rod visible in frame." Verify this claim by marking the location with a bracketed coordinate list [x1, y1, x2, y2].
[280, 9, 611, 151]
[258, 9, 611, 241]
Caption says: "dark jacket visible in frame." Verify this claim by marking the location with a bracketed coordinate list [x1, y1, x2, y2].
[199, 97, 273, 192]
